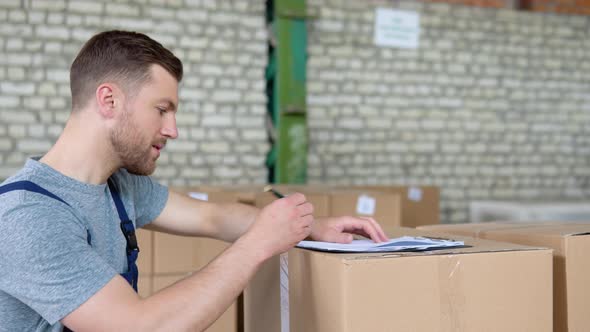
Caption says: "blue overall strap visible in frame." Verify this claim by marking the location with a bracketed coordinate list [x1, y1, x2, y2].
[0, 181, 71, 207]
[107, 179, 139, 292]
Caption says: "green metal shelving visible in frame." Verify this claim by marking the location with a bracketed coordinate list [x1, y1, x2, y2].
[266, 0, 308, 184]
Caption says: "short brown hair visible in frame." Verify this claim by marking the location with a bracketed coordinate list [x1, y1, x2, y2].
[70, 30, 183, 111]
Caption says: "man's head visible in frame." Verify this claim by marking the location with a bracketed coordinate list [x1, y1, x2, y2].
[70, 30, 183, 112]
[70, 30, 183, 175]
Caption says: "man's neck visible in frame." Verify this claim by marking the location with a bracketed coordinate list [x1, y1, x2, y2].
[40, 117, 119, 185]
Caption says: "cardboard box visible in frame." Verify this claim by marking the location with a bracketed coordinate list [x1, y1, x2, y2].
[136, 228, 153, 276]
[137, 275, 152, 298]
[135, 188, 248, 331]
[152, 189, 240, 274]
[182, 185, 429, 228]
[244, 227, 552, 332]
[419, 222, 590, 332]
[153, 234, 230, 274]
[329, 190, 401, 228]
[153, 274, 238, 332]
[250, 186, 403, 227]
[148, 235, 240, 332]
[276, 184, 440, 227]
[352, 185, 439, 227]
[288, 227, 552, 332]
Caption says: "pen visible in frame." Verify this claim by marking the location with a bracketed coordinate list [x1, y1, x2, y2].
[263, 185, 285, 198]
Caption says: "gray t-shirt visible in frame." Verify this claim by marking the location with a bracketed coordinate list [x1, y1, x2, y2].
[0, 158, 169, 331]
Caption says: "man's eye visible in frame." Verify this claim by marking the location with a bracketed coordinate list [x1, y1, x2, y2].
[157, 107, 166, 114]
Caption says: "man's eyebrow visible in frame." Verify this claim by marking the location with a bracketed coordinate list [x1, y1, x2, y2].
[157, 99, 177, 111]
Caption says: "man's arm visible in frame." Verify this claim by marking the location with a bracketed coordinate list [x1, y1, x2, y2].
[62, 193, 314, 331]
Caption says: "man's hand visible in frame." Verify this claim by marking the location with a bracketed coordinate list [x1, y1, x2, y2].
[241, 193, 314, 259]
[309, 216, 389, 243]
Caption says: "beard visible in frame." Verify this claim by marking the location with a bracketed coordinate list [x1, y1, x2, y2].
[109, 111, 158, 176]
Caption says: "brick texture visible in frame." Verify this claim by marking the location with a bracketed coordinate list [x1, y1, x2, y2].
[306, 0, 590, 223]
[0, 0, 268, 186]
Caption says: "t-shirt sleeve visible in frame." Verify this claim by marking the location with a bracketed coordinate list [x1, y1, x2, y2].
[0, 201, 118, 325]
[119, 172, 169, 228]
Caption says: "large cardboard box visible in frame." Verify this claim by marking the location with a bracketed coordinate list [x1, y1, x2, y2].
[140, 188, 244, 332]
[136, 228, 153, 276]
[419, 222, 590, 332]
[288, 227, 553, 332]
[185, 185, 428, 228]
[352, 185, 439, 227]
[152, 188, 240, 274]
[137, 275, 152, 299]
[249, 185, 402, 228]
[245, 227, 552, 332]
[145, 234, 239, 332]
[153, 233, 230, 274]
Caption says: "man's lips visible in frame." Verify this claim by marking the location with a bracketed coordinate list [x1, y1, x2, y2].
[152, 143, 165, 151]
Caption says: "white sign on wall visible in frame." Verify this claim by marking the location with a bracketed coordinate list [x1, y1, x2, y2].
[374, 8, 420, 49]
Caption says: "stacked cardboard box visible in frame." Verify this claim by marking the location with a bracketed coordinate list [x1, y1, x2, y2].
[194, 184, 440, 228]
[136, 228, 153, 298]
[135, 189, 242, 332]
[419, 222, 590, 332]
[252, 184, 440, 228]
[138, 184, 441, 332]
[348, 185, 439, 227]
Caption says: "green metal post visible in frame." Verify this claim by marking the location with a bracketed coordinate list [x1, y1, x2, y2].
[265, 0, 308, 184]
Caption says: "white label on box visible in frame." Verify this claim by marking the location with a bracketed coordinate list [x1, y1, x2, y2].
[188, 192, 209, 201]
[408, 187, 422, 202]
[374, 8, 420, 49]
[356, 195, 376, 215]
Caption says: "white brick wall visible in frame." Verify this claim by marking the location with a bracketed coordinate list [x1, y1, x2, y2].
[304, 0, 590, 223]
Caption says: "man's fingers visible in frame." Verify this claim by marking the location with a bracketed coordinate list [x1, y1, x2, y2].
[300, 214, 314, 226]
[350, 217, 381, 242]
[284, 192, 306, 205]
[341, 217, 385, 243]
[297, 202, 314, 217]
[360, 217, 388, 242]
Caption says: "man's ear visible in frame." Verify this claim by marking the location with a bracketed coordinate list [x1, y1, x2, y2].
[96, 83, 120, 119]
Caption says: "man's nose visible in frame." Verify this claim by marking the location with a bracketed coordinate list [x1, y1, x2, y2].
[161, 116, 178, 139]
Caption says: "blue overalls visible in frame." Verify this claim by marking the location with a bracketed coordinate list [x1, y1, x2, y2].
[0, 179, 141, 290]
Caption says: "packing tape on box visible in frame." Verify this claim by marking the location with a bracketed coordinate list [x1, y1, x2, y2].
[280, 252, 290, 332]
[280, 253, 290, 332]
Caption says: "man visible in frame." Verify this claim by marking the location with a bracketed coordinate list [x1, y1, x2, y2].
[0, 30, 388, 331]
